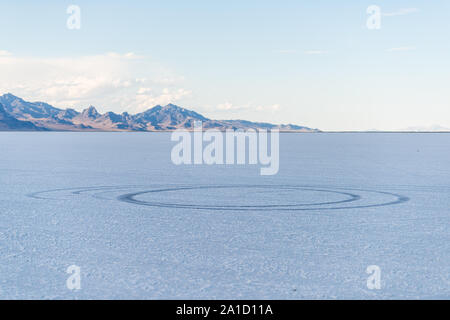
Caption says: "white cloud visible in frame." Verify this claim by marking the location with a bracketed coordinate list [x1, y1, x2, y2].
[0, 50, 12, 56]
[217, 102, 244, 111]
[216, 102, 280, 112]
[382, 8, 419, 17]
[152, 76, 186, 85]
[257, 104, 280, 111]
[0, 51, 188, 113]
[133, 88, 192, 113]
[137, 87, 152, 95]
[105, 52, 141, 59]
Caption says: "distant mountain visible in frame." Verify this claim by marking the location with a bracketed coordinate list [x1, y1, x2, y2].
[0, 103, 43, 131]
[401, 125, 450, 132]
[0, 93, 320, 132]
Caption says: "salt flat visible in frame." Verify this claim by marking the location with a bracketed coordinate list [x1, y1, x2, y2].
[0, 132, 449, 299]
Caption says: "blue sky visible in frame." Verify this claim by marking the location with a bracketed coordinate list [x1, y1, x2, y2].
[0, 0, 449, 130]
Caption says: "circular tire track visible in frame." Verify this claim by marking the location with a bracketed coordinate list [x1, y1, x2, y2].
[27, 185, 149, 200]
[27, 184, 409, 211]
[118, 185, 361, 209]
[117, 185, 409, 211]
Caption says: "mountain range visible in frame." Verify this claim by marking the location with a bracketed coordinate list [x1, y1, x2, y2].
[0, 93, 319, 132]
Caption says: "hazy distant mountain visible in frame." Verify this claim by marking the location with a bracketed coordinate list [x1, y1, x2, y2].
[401, 125, 450, 132]
[0, 93, 62, 119]
[0, 103, 43, 131]
[0, 93, 320, 132]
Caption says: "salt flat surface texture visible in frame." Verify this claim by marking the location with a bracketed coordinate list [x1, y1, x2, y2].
[0, 132, 449, 299]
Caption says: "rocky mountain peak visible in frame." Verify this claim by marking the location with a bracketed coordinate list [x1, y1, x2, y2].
[0, 94, 319, 132]
[1, 93, 23, 102]
[81, 106, 100, 119]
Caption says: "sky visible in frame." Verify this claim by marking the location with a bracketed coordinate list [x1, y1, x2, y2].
[0, 0, 449, 131]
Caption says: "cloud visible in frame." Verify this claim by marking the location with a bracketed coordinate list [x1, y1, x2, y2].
[0, 51, 188, 113]
[133, 87, 192, 112]
[217, 102, 239, 111]
[105, 52, 141, 59]
[386, 46, 416, 52]
[0, 50, 12, 56]
[382, 8, 419, 17]
[216, 102, 280, 112]
[256, 104, 280, 111]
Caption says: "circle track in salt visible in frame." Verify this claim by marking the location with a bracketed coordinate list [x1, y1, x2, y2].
[117, 185, 409, 211]
[27, 184, 409, 211]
